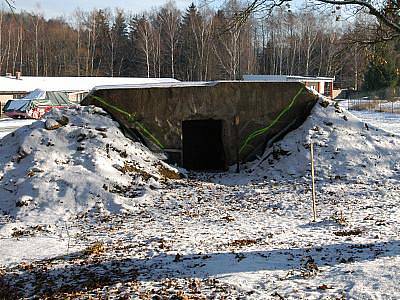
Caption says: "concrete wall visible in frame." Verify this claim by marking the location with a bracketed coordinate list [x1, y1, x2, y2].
[83, 81, 318, 166]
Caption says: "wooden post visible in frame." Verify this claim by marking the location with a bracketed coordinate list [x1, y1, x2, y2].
[310, 142, 317, 222]
[234, 115, 240, 173]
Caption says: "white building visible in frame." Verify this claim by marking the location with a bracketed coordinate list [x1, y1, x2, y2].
[0, 75, 178, 105]
[243, 75, 334, 97]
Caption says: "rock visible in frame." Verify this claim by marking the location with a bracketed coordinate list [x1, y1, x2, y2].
[14, 146, 31, 163]
[95, 126, 107, 132]
[16, 195, 33, 207]
[45, 116, 69, 130]
[31, 167, 44, 173]
[56, 116, 69, 126]
[119, 150, 128, 158]
[77, 133, 87, 142]
[93, 106, 108, 116]
[45, 119, 62, 130]
[319, 99, 330, 108]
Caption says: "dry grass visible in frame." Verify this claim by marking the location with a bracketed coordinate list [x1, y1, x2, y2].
[157, 163, 181, 180]
[83, 242, 105, 256]
[119, 162, 154, 180]
[228, 239, 259, 247]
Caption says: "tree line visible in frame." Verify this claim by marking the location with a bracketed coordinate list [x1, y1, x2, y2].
[0, 0, 397, 91]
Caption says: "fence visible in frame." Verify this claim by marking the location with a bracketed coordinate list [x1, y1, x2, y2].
[337, 99, 400, 114]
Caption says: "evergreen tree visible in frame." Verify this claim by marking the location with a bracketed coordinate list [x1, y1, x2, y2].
[111, 10, 129, 76]
[363, 44, 398, 92]
[127, 15, 140, 76]
[93, 9, 111, 75]
[177, 3, 202, 80]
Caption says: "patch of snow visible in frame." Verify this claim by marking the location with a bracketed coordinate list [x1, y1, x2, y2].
[0, 236, 77, 266]
[351, 110, 400, 135]
[0, 118, 36, 139]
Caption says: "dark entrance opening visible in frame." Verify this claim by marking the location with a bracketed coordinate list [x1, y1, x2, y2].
[182, 119, 226, 171]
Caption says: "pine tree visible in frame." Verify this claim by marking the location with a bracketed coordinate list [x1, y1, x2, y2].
[127, 15, 140, 76]
[93, 9, 111, 75]
[111, 10, 129, 76]
[363, 44, 398, 92]
[177, 3, 202, 80]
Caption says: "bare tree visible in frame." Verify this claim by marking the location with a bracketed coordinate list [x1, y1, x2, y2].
[234, 0, 400, 42]
[136, 15, 153, 78]
[158, 2, 180, 78]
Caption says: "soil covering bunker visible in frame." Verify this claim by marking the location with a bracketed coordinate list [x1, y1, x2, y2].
[82, 81, 318, 170]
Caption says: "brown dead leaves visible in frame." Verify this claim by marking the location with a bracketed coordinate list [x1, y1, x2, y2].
[229, 239, 260, 247]
[157, 163, 181, 180]
[83, 241, 105, 256]
[333, 229, 362, 237]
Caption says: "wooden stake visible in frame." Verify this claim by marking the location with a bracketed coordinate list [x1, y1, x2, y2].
[234, 115, 240, 173]
[310, 142, 317, 222]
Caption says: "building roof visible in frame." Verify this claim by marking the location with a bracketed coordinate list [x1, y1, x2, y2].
[0, 76, 179, 93]
[92, 80, 316, 91]
[243, 75, 334, 82]
[92, 81, 220, 91]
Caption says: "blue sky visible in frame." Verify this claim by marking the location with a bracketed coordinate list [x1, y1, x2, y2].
[10, 0, 204, 18]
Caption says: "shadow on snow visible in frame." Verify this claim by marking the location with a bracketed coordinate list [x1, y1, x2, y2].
[3, 240, 400, 297]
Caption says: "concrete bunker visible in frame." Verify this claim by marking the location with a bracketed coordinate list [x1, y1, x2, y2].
[82, 81, 318, 170]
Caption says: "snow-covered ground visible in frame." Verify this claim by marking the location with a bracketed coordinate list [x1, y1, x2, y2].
[351, 110, 400, 135]
[1, 101, 400, 298]
[0, 118, 36, 139]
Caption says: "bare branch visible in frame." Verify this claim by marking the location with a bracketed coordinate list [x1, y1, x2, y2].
[233, 0, 400, 43]
[316, 0, 400, 33]
[4, 0, 15, 11]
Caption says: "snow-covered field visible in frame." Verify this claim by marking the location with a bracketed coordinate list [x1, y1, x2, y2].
[1, 101, 400, 299]
[351, 110, 400, 135]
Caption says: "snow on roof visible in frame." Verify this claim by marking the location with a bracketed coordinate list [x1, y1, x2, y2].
[0, 76, 179, 93]
[243, 75, 334, 82]
[92, 79, 313, 91]
[21, 89, 46, 100]
[92, 81, 219, 91]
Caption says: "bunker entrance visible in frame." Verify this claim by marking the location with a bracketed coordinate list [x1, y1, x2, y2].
[182, 119, 226, 171]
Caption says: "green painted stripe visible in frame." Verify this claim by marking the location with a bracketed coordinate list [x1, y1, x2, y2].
[239, 86, 306, 155]
[91, 95, 164, 149]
